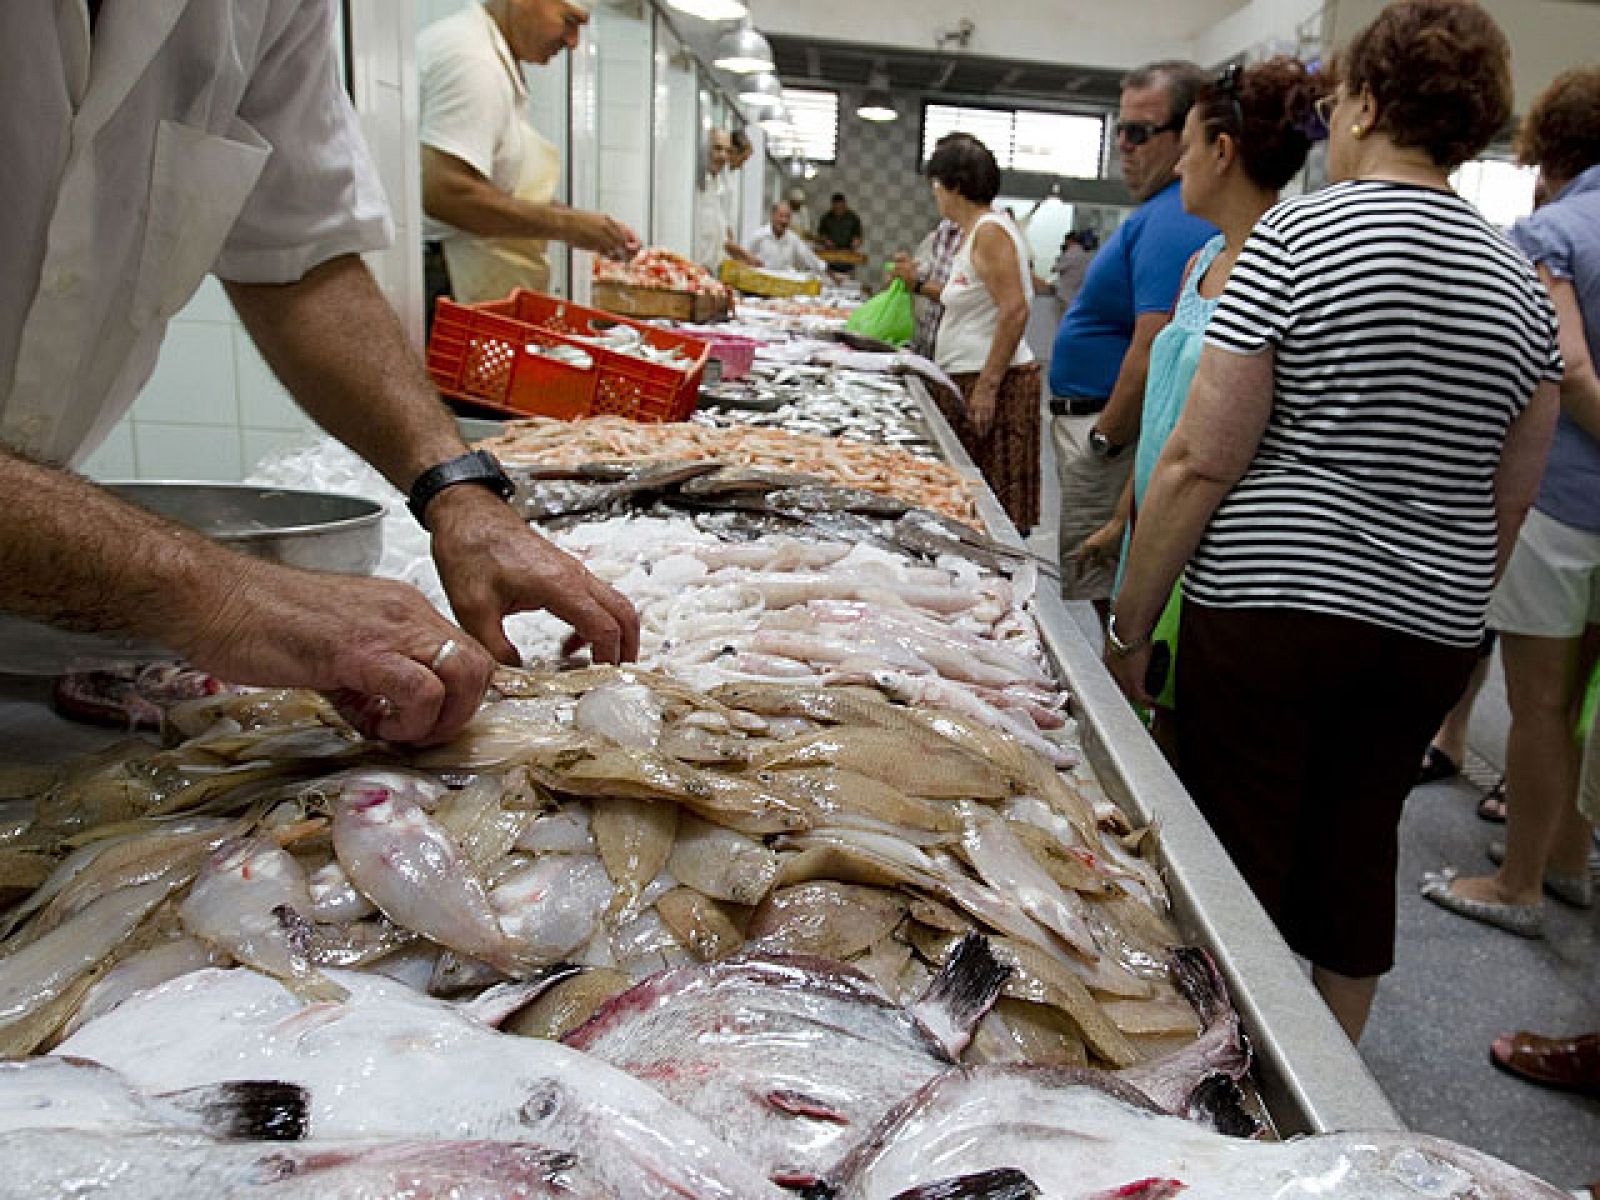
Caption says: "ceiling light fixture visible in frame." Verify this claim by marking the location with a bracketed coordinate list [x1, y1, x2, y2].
[663, 0, 748, 19]
[738, 72, 784, 111]
[712, 19, 775, 74]
[856, 67, 898, 122]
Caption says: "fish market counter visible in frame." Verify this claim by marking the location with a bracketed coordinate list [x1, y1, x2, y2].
[906, 375, 1402, 1137]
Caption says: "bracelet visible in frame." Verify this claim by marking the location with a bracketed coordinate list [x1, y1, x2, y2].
[1105, 612, 1152, 659]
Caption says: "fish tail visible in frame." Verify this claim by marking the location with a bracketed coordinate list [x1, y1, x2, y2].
[911, 932, 1010, 1058]
[887, 1167, 1041, 1200]
[158, 1080, 312, 1141]
[1186, 1073, 1263, 1139]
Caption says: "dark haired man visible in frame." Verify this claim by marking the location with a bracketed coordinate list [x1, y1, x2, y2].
[1050, 60, 1217, 614]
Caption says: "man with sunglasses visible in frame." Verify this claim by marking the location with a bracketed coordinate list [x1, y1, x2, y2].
[1050, 60, 1216, 615]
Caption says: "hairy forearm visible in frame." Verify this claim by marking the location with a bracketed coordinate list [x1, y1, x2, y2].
[422, 156, 572, 242]
[1097, 320, 1165, 444]
[0, 450, 241, 639]
[224, 256, 464, 491]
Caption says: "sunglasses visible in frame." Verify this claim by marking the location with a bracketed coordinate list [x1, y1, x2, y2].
[1215, 63, 1244, 132]
[1115, 118, 1183, 147]
[1313, 92, 1338, 129]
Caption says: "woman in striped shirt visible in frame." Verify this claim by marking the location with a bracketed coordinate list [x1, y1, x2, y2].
[1106, 0, 1562, 1041]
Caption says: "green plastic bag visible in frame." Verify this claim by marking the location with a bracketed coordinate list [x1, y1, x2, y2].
[846, 277, 916, 346]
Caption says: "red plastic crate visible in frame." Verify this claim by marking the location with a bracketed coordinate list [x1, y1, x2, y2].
[426, 289, 710, 423]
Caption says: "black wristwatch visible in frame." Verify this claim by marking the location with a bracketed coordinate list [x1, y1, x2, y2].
[407, 449, 516, 526]
[1088, 429, 1124, 459]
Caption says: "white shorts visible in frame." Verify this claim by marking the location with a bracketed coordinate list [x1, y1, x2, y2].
[1489, 507, 1600, 638]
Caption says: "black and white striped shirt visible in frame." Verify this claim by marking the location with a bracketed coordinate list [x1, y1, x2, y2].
[1187, 180, 1562, 647]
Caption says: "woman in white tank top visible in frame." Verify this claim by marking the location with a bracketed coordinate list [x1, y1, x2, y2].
[922, 133, 1042, 532]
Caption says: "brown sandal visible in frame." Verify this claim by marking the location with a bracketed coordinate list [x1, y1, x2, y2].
[1488, 1031, 1600, 1094]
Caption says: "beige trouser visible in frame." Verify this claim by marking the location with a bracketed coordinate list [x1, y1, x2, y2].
[1052, 411, 1135, 602]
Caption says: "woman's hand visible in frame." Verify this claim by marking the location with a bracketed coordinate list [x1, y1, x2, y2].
[891, 253, 920, 289]
[967, 376, 1001, 435]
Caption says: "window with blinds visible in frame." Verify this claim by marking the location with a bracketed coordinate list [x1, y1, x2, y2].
[922, 102, 1105, 178]
[779, 88, 840, 163]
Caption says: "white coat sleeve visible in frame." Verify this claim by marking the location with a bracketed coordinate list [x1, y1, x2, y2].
[214, 0, 393, 283]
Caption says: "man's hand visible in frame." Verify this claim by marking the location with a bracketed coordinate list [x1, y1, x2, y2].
[175, 557, 496, 746]
[1075, 516, 1127, 570]
[562, 210, 641, 261]
[425, 486, 640, 667]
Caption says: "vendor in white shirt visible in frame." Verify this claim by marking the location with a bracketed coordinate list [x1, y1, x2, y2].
[748, 203, 829, 275]
[0, 0, 638, 745]
[419, 0, 640, 304]
[694, 130, 760, 272]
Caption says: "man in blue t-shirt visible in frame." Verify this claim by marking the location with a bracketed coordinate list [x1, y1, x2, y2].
[1051, 60, 1217, 611]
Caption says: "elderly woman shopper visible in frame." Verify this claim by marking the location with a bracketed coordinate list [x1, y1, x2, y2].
[1107, 0, 1562, 1042]
[1423, 65, 1600, 933]
[1079, 57, 1323, 748]
[915, 133, 1041, 533]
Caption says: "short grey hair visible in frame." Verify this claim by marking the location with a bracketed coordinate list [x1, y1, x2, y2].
[1122, 59, 1209, 125]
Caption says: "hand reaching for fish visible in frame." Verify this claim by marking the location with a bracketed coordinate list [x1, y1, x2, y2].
[170, 556, 494, 745]
[425, 484, 641, 667]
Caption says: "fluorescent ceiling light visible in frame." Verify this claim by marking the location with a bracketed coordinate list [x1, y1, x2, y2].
[664, 0, 748, 18]
[712, 22, 774, 74]
[739, 72, 784, 111]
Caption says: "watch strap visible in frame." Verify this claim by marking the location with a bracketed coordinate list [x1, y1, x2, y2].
[1106, 613, 1152, 659]
[407, 449, 515, 526]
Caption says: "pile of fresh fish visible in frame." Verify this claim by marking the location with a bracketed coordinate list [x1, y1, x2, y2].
[0, 662, 1186, 1063]
[501, 513, 1067, 760]
[478, 416, 980, 524]
[697, 363, 938, 457]
[0, 955, 1564, 1198]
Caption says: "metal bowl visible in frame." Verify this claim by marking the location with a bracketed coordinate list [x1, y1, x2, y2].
[0, 482, 385, 675]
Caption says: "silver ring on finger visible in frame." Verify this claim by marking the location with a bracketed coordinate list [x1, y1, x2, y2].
[429, 637, 460, 672]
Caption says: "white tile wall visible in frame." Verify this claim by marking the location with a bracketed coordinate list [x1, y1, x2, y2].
[86, 4, 421, 486]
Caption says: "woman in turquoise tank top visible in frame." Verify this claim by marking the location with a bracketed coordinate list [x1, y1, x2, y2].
[1080, 58, 1325, 751]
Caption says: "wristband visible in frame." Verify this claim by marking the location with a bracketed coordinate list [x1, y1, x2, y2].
[407, 449, 515, 527]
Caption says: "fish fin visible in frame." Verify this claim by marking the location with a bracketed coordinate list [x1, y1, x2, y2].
[1166, 946, 1227, 1026]
[765, 1088, 852, 1124]
[1185, 1073, 1263, 1139]
[158, 1081, 312, 1141]
[888, 1167, 1041, 1200]
[910, 932, 1011, 1058]
[285, 971, 351, 1005]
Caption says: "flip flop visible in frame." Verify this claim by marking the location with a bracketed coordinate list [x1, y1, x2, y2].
[1419, 868, 1542, 937]
[1416, 746, 1460, 785]
[1476, 778, 1507, 823]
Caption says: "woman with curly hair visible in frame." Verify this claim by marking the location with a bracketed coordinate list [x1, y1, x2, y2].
[1078, 56, 1323, 753]
[1423, 65, 1600, 933]
[1106, 0, 1563, 1041]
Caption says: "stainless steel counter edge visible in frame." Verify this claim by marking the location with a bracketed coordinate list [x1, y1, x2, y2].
[904, 377, 1402, 1135]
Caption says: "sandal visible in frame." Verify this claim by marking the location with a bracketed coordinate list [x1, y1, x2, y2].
[1485, 841, 1594, 908]
[1476, 778, 1507, 823]
[1488, 1031, 1600, 1095]
[1416, 746, 1460, 785]
[1419, 868, 1542, 937]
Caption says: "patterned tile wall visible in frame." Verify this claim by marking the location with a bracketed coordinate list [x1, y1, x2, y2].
[790, 87, 942, 290]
